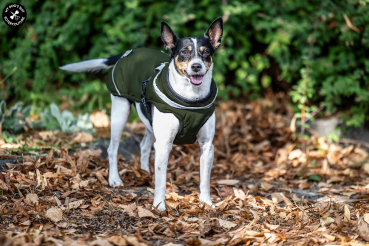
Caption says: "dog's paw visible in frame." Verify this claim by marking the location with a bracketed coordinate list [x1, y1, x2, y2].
[109, 176, 124, 187]
[199, 195, 214, 208]
[153, 201, 166, 211]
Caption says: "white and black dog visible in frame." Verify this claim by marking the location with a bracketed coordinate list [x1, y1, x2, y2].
[60, 18, 223, 210]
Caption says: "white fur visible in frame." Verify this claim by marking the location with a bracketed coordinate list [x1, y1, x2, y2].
[188, 38, 207, 76]
[151, 106, 180, 210]
[191, 38, 198, 59]
[108, 95, 130, 187]
[197, 112, 215, 206]
[61, 53, 217, 211]
[106, 58, 216, 211]
[168, 61, 213, 101]
[59, 58, 110, 72]
[135, 102, 155, 172]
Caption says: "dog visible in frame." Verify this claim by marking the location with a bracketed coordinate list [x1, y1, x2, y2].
[60, 17, 223, 210]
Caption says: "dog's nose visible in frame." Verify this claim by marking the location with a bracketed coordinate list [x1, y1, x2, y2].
[191, 63, 202, 72]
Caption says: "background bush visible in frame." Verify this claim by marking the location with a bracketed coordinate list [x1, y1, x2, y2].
[1, 0, 368, 126]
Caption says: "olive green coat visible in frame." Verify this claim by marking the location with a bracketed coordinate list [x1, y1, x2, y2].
[106, 48, 217, 145]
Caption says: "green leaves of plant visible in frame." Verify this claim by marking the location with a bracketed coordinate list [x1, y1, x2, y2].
[41, 103, 93, 134]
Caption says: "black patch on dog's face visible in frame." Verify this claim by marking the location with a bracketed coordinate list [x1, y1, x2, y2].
[173, 37, 214, 76]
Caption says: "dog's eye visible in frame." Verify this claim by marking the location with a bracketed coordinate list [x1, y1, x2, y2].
[203, 50, 210, 55]
[181, 50, 189, 55]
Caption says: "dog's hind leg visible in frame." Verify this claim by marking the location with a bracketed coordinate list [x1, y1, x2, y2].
[134, 102, 155, 172]
[140, 129, 155, 172]
[108, 94, 131, 187]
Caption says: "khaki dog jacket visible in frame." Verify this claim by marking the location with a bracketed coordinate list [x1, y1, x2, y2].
[106, 48, 217, 145]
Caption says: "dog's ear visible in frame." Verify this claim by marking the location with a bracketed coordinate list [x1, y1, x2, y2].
[204, 17, 223, 50]
[161, 21, 179, 55]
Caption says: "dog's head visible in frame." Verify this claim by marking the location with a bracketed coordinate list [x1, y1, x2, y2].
[161, 17, 223, 86]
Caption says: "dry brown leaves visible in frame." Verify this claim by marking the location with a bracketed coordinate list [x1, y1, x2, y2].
[1, 100, 369, 245]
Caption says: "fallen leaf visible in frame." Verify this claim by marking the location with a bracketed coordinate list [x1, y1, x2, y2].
[335, 212, 343, 231]
[43, 172, 59, 178]
[90, 239, 113, 246]
[123, 236, 142, 246]
[313, 231, 335, 241]
[108, 236, 127, 246]
[38, 131, 55, 140]
[364, 163, 369, 175]
[0, 179, 8, 190]
[90, 110, 110, 128]
[279, 212, 287, 219]
[364, 213, 369, 224]
[244, 230, 263, 237]
[320, 217, 335, 227]
[95, 171, 109, 186]
[358, 216, 369, 241]
[67, 199, 84, 209]
[327, 176, 344, 184]
[70, 132, 93, 144]
[271, 193, 284, 204]
[124, 204, 137, 217]
[45, 207, 63, 223]
[219, 186, 234, 198]
[263, 222, 280, 231]
[163, 228, 175, 237]
[137, 206, 156, 219]
[280, 193, 293, 207]
[288, 149, 302, 160]
[218, 219, 237, 230]
[233, 188, 246, 200]
[344, 205, 350, 223]
[147, 187, 155, 193]
[217, 179, 239, 186]
[20, 220, 31, 226]
[261, 181, 273, 191]
[26, 193, 39, 205]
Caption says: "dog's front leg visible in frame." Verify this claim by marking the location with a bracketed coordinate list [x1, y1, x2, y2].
[197, 113, 215, 207]
[152, 107, 179, 211]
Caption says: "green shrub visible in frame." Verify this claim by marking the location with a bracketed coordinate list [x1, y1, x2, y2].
[0, 0, 368, 126]
[38, 103, 94, 134]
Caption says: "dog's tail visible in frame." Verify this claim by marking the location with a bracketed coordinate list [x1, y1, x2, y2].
[59, 53, 125, 72]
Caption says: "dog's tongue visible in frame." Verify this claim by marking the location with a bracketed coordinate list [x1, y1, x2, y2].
[190, 75, 203, 85]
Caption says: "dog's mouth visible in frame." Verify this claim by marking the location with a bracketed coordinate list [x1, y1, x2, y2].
[184, 71, 204, 85]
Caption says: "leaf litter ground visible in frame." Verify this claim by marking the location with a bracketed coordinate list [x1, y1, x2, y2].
[1, 99, 369, 245]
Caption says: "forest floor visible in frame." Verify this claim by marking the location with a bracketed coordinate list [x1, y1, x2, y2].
[1, 97, 369, 245]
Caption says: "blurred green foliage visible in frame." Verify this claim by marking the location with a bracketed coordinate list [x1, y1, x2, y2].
[0, 99, 93, 134]
[0, 0, 368, 126]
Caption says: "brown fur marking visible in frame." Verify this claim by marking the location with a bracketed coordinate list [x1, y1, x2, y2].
[175, 55, 189, 76]
[187, 46, 192, 52]
[204, 56, 212, 70]
[200, 46, 205, 53]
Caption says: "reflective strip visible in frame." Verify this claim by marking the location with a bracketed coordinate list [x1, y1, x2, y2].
[111, 50, 133, 96]
[153, 63, 217, 110]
